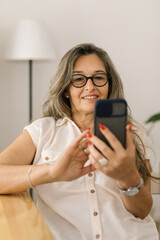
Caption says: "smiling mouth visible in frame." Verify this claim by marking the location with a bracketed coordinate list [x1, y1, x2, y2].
[82, 95, 98, 100]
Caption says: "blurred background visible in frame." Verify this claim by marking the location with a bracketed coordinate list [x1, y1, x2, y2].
[0, 0, 159, 171]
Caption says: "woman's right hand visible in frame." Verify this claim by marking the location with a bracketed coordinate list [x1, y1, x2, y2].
[46, 130, 95, 183]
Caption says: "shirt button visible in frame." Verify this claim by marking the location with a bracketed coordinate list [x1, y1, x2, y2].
[45, 157, 49, 160]
[90, 189, 95, 193]
[93, 212, 98, 216]
[88, 172, 93, 177]
[96, 234, 100, 238]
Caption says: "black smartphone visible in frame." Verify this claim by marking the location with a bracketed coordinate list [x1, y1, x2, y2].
[94, 99, 127, 149]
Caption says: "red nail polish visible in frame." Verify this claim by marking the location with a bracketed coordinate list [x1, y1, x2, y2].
[99, 123, 105, 130]
[86, 132, 92, 138]
[129, 123, 132, 131]
[88, 141, 92, 146]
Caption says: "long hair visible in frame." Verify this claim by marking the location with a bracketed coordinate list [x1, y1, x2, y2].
[43, 43, 152, 182]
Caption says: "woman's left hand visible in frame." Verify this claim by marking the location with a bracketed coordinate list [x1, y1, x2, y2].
[87, 124, 141, 188]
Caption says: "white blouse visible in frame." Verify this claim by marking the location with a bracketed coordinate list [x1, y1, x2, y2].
[24, 117, 158, 240]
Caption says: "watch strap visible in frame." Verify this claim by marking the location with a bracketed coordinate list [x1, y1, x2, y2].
[117, 177, 144, 196]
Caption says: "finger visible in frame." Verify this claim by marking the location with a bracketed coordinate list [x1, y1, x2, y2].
[88, 142, 103, 160]
[79, 137, 89, 150]
[73, 129, 90, 148]
[89, 154, 108, 171]
[79, 146, 90, 155]
[126, 124, 135, 150]
[83, 147, 90, 155]
[81, 137, 88, 144]
[89, 154, 102, 169]
[99, 124, 124, 150]
[87, 134, 113, 160]
[81, 164, 96, 176]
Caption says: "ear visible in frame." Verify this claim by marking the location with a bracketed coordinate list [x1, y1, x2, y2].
[64, 90, 70, 98]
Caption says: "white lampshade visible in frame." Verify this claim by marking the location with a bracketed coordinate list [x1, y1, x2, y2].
[5, 19, 56, 60]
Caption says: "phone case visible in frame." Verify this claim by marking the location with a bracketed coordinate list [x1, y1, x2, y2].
[94, 99, 127, 148]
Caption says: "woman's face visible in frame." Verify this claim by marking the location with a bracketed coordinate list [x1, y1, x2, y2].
[67, 54, 109, 116]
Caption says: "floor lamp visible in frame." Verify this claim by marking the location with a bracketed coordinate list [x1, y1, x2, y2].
[5, 19, 56, 196]
[6, 19, 56, 122]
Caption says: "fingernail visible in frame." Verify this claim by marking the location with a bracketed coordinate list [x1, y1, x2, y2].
[99, 123, 105, 130]
[129, 123, 132, 131]
[86, 132, 92, 138]
[88, 141, 92, 146]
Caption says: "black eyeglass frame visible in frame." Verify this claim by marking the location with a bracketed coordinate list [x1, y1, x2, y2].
[71, 73, 110, 88]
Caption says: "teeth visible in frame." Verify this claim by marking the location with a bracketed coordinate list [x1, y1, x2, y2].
[83, 96, 97, 99]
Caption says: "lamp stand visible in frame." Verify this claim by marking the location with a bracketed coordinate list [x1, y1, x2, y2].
[29, 60, 33, 122]
[29, 60, 33, 198]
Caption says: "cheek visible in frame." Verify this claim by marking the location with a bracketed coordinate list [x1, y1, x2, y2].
[68, 87, 82, 104]
[101, 85, 109, 98]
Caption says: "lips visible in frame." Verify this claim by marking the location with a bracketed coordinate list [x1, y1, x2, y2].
[82, 95, 98, 100]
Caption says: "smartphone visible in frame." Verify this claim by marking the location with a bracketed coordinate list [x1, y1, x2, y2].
[94, 99, 127, 149]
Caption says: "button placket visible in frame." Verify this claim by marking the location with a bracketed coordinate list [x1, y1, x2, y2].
[85, 172, 103, 240]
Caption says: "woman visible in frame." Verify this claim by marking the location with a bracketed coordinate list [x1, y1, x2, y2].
[0, 43, 158, 239]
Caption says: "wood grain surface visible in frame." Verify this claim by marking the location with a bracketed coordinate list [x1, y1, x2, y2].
[0, 191, 55, 240]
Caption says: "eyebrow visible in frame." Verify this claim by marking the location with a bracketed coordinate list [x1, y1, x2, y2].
[72, 70, 106, 74]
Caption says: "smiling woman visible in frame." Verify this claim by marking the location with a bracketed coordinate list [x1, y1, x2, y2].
[0, 43, 159, 240]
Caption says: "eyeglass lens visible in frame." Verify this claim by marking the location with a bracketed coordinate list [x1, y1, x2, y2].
[71, 73, 108, 88]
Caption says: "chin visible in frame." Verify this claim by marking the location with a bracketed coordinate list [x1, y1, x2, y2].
[84, 108, 94, 114]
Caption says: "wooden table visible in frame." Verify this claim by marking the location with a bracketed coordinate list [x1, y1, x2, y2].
[0, 191, 55, 240]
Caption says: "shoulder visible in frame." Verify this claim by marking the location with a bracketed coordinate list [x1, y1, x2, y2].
[24, 117, 56, 148]
[30, 117, 56, 127]
[25, 117, 57, 132]
[25, 116, 58, 136]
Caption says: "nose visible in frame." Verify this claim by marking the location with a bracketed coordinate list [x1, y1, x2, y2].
[84, 78, 95, 90]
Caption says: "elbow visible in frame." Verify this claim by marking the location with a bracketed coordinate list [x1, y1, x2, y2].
[136, 195, 153, 220]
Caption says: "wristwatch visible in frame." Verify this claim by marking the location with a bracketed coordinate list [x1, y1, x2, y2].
[117, 177, 144, 196]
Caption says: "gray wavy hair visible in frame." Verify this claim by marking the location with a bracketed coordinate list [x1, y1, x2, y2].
[43, 43, 124, 119]
[43, 43, 153, 182]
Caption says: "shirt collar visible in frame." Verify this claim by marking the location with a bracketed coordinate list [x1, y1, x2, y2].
[55, 117, 81, 133]
[55, 117, 72, 127]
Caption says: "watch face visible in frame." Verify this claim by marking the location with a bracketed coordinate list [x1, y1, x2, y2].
[127, 187, 139, 196]
[118, 177, 143, 196]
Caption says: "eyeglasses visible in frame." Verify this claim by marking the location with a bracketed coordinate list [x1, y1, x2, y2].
[71, 73, 108, 88]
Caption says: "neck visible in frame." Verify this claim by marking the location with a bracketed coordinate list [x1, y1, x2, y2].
[71, 113, 94, 133]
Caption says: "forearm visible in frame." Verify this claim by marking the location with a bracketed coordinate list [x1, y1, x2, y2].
[120, 187, 152, 219]
[117, 176, 153, 219]
[0, 164, 50, 194]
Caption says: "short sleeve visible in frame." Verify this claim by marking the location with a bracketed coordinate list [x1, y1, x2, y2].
[23, 117, 56, 149]
[24, 119, 43, 149]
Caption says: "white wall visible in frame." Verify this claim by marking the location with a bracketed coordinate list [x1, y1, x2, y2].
[0, 0, 160, 169]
